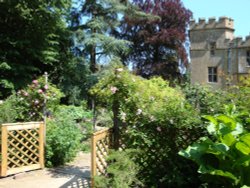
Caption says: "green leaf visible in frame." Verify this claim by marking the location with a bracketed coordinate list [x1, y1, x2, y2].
[209, 143, 229, 154]
[235, 142, 250, 155]
[198, 165, 239, 182]
[203, 115, 218, 126]
[222, 133, 236, 146]
[179, 138, 212, 162]
[217, 115, 236, 131]
[207, 122, 216, 134]
[240, 133, 250, 148]
[234, 155, 250, 167]
[231, 122, 244, 136]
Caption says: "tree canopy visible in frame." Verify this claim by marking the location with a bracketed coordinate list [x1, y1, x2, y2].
[120, 0, 192, 81]
[0, 0, 73, 98]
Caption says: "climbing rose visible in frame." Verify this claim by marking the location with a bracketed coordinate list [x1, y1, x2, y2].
[156, 127, 162, 132]
[38, 89, 43, 94]
[110, 86, 118, 94]
[136, 109, 142, 115]
[34, 100, 39, 105]
[116, 68, 123, 72]
[32, 80, 38, 84]
[120, 112, 126, 122]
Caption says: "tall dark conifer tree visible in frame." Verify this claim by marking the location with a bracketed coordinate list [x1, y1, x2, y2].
[71, 0, 132, 73]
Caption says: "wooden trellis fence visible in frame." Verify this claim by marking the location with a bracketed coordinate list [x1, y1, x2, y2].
[0, 122, 44, 177]
[91, 128, 113, 186]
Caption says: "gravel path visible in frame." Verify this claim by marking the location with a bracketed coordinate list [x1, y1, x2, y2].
[0, 152, 91, 188]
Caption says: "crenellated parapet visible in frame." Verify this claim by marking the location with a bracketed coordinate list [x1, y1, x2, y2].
[227, 35, 250, 47]
[189, 17, 234, 31]
[240, 35, 250, 47]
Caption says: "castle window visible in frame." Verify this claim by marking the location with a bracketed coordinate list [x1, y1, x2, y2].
[208, 67, 217, 83]
[210, 42, 216, 56]
[247, 50, 250, 66]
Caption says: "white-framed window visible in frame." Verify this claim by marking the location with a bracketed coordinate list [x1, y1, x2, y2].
[210, 42, 216, 56]
[208, 67, 217, 83]
[247, 50, 250, 66]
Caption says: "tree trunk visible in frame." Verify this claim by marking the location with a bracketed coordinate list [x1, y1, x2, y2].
[112, 97, 120, 150]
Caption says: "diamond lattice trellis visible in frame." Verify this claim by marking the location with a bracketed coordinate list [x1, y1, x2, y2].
[91, 128, 113, 181]
[0, 122, 44, 177]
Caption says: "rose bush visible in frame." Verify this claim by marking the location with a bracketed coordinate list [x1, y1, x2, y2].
[90, 65, 204, 187]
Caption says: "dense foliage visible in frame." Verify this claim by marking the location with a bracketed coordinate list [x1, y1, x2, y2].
[179, 105, 250, 187]
[120, 0, 192, 81]
[94, 149, 142, 188]
[91, 66, 203, 187]
[0, 0, 75, 98]
[181, 83, 228, 115]
[0, 94, 19, 124]
[71, 0, 134, 73]
[45, 106, 84, 167]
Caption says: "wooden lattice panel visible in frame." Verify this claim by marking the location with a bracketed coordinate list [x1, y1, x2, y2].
[1, 122, 44, 176]
[91, 128, 113, 182]
[8, 129, 40, 168]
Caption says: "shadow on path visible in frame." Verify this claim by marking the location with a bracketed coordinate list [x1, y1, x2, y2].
[49, 153, 91, 188]
[59, 175, 91, 188]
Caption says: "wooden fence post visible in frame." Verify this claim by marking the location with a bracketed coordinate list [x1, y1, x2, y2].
[39, 122, 44, 168]
[91, 132, 96, 188]
[1, 125, 8, 177]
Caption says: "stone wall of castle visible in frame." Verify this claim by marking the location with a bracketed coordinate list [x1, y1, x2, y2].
[189, 17, 250, 88]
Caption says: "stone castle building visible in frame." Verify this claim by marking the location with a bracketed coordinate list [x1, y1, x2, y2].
[189, 17, 250, 89]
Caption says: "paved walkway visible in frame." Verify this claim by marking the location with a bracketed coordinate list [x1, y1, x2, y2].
[0, 152, 91, 188]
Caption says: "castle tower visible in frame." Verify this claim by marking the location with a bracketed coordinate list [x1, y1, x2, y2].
[189, 17, 235, 88]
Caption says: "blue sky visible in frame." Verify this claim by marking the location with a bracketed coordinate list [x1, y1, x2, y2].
[182, 0, 250, 38]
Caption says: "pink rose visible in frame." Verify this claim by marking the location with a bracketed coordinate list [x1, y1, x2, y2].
[110, 86, 118, 94]
[32, 80, 38, 84]
[34, 100, 39, 105]
[23, 92, 29, 96]
[38, 89, 43, 94]
[44, 85, 49, 90]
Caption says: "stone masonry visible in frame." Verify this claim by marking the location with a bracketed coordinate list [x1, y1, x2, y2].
[189, 17, 250, 89]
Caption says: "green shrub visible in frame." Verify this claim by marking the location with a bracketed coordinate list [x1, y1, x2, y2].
[94, 149, 142, 188]
[179, 105, 250, 187]
[53, 104, 93, 152]
[45, 106, 83, 167]
[181, 83, 227, 115]
[0, 94, 19, 124]
[91, 66, 203, 187]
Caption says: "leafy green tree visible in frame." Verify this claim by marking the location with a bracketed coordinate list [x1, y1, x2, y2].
[0, 0, 73, 98]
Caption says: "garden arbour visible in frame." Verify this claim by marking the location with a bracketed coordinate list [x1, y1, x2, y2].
[90, 66, 204, 187]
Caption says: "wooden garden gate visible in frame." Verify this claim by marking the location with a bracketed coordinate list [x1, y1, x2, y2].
[0, 122, 44, 176]
[91, 128, 113, 186]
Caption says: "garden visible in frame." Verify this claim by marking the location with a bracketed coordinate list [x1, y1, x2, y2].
[0, 0, 250, 188]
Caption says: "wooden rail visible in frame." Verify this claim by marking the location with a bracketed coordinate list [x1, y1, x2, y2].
[91, 128, 113, 187]
[0, 122, 44, 176]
